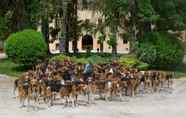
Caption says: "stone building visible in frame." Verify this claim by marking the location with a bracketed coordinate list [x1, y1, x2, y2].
[47, 9, 130, 54]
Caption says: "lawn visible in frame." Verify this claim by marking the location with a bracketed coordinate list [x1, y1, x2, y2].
[0, 59, 24, 77]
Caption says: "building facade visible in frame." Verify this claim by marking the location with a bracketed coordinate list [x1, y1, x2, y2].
[47, 9, 130, 54]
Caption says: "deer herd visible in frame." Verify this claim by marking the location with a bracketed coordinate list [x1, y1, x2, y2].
[13, 60, 174, 109]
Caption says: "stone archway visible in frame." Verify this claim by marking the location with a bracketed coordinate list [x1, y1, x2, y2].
[82, 35, 93, 50]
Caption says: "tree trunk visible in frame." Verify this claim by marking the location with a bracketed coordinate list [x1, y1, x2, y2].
[100, 43, 104, 53]
[65, 37, 69, 54]
[72, 0, 78, 53]
[144, 21, 152, 32]
[111, 32, 117, 56]
[41, 16, 50, 54]
[60, 0, 69, 54]
[112, 45, 117, 56]
[73, 40, 78, 53]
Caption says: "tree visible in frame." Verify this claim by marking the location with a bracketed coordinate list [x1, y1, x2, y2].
[0, 14, 9, 41]
[97, 0, 129, 54]
[94, 18, 106, 53]
[151, 0, 186, 31]
[97, 33, 106, 53]
[57, 0, 79, 54]
[107, 35, 117, 55]
[136, 32, 184, 68]
[0, 0, 41, 40]
[9, 0, 40, 31]
[71, 0, 79, 53]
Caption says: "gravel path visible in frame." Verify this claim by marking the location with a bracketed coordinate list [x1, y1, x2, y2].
[0, 75, 186, 118]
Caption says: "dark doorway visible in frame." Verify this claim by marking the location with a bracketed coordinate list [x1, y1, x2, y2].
[82, 35, 93, 50]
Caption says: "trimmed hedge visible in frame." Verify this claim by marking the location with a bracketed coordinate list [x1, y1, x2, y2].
[4, 29, 48, 65]
[136, 32, 184, 68]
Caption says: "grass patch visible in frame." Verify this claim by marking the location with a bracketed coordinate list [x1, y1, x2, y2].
[0, 59, 26, 77]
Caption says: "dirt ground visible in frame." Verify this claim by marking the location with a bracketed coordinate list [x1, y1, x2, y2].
[0, 75, 186, 118]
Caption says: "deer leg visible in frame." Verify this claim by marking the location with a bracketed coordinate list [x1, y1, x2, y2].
[74, 94, 78, 107]
[19, 97, 24, 108]
[104, 89, 110, 101]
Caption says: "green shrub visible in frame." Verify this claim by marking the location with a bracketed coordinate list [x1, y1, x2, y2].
[74, 58, 88, 64]
[68, 52, 121, 59]
[49, 55, 71, 62]
[136, 62, 149, 70]
[118, 56, 149, 70]
[136, 32, 184, 68]
[136, 43, 157, 64]
[87, 55, 109, 64]
[118, 57, 140, 68]
[50, 55, 88, 64]
[4, 29, 47, 65]
[50, 55, 109, 64]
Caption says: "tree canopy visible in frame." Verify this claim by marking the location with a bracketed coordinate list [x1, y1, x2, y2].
[0, 0, 186, 54]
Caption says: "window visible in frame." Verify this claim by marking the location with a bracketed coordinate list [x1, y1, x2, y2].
[56, 43, 59, 50]
[123, 39, 128, 44]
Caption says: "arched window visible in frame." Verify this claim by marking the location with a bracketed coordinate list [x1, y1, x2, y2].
[123, 39, 128, 44]
[82, 35, 93, 50]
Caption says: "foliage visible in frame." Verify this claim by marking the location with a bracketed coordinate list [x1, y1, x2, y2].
[151, 0, 186, 31]
[4, 29, 48, 66]
[118, 57, 140, 68]
[50, 54, 110, 64]
[95, 0, 128, 31]
[49, 55, 71, 62]
[81, 19, 96, 34]
[138, 0, 159, 22]
[50, 55, 87, 64]
[107, 35, 117, 48]
[0, 15, 9, 41]
[136, 62, 149, 70]
[73, 58, 89, 64]
[0, 0, 41, 45]
[136, 43, 157, 64]
[2, 0, 186, 55]
[97, 33, 105, 45]
[87, 55, 109, 64]
[49, 55, 97, 64]
[24, 0, 41, 28]
[118, 56, 149, 70]
[92, 0, 129, 54]
[136, 32, 184, 68]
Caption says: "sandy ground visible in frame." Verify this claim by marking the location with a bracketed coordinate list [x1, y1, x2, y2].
[0, 75, 186, 118]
